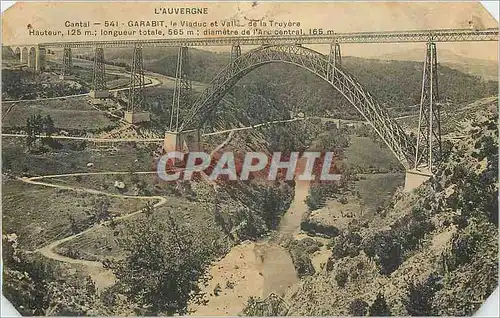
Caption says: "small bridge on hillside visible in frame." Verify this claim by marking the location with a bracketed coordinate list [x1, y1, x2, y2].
[9, 28, 499, 190]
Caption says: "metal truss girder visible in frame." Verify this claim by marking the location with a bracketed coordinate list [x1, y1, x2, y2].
[128, 44, 146, 112]
[179, 44, 415, 169]
[26, 28, 498, 49]
[92, 46, 106, 90]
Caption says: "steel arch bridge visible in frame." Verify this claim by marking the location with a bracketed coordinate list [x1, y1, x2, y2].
[179, 44, 415, 169]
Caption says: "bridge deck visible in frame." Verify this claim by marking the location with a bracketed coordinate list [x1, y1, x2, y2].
[12, 28, 499, 48]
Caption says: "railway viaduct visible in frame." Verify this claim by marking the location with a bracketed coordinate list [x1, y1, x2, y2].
[9, 28, 499, 190]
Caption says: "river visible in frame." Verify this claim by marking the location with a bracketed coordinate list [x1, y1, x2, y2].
[189, 158, 311, 315]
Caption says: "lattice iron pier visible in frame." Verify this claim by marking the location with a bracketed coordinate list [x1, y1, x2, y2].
[124, 44, 150, 124]
[327, 40, 341, 81]
[62, 46, 72, 77]
[90, 46, 109, 98]
[169, 46, 192, 132]
[415, 41, 442, 172]
[127, 44, 146, 112]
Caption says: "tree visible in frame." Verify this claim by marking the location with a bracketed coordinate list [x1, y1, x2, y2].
[44, 276, 100, 316]
[334, 270, 348, 287]
[305, 184, 326, 211]
[242, 293, 289, 316]
[26, 116, 34, 150]
[90, 197, 111, 223]
[362, 232, 403, 275]
[42, 115, 56, 137]
[26, 114, 53, 150]
[2, 236, 99, 316]
[332, 230, 362, 259]
[260, 186, 283, 228]
[289, 248, 315, 278]
[369, 292, 391, 316]
[110, 209, 213, 315]
[348, 298, 369, 316]
[404, 276, 440, 316]
[32, 114, 43, 136]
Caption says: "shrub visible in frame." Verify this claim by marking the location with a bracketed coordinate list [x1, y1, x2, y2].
[334, 270, 348, 287]
[332, 230, 362, 259]
[403, 274, 441, 316]
[229, 207, 268, 241]
[290, 238, 323, 254]
[289, 247, 315, 278]
[369, 292, 391, 316]
[362, 232, 402, 275]
[363, 213, 435, 275]
[442, 221, 494, 272]
[300, 217, 340, 238]
[305, 191, 326, 211]
[305, 181, 340, 211]
[2, 237, 99, 316]
[348, 299, 369, 316]
[242, 293, 289, 316]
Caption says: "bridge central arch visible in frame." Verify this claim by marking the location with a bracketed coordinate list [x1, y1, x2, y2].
[180, 44, 415, 169]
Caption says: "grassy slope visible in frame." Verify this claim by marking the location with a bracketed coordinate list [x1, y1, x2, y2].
[1, 96, 117, 132]
[1, 142, 159, 251]
[1, 180, 145, 250]
[1, 139, 156, 176]
[56, 192, 219, 261]
[343, 136, 402, 173]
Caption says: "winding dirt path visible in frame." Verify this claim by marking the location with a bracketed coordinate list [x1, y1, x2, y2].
[19, 173, 167, 289]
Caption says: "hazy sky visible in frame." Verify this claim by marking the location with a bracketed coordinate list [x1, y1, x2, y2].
[1, 2, 499, 61]
[2, 1, 498, 61]
[0, 1, 498, 18]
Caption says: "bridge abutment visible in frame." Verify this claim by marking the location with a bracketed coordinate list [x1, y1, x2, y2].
[124, 111, 151, 124]
[404, 169, 432, 192]
[163, 130, 202, 153]
[89, 90, 110, 99]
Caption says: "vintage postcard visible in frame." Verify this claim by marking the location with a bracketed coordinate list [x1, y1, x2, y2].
[1, 1, 498, 316]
